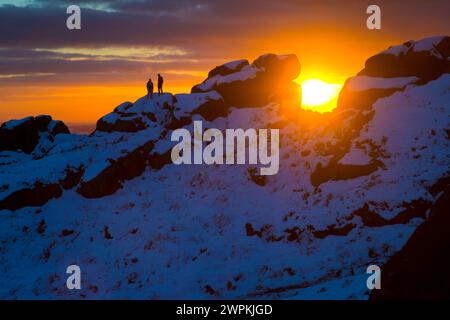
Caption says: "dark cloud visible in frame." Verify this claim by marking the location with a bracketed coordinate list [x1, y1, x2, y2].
[0, 0, 449, 85]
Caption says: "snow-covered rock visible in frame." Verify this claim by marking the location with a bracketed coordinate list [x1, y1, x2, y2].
[358, 35, 449, 81]
[192, 53, 301, 108]
[0, 115, 69, 155]
[338, 36, 449, 111]
[0, 37, 449, 299]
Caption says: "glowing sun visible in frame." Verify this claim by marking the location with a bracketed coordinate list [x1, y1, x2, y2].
[301, 79, 342, 113]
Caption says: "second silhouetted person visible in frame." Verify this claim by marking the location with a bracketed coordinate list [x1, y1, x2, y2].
[146, 78, 153, 100]
[158, 74, 164, 96]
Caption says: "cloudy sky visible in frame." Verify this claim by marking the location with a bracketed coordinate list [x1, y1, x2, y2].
[0, 0, 449, 122]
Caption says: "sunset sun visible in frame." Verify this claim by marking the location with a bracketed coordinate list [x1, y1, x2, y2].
[301, 79, 342, 113]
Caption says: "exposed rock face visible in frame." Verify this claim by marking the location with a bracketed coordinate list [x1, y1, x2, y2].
[96, 92, 228, 134]
[77, 141, 154, 198]
[174, 91, 228, 122]
[310, 160, 384, 187]
[0, 182, 62, 211]
[0, 39, 449, 299]
[337, 36, 450, 111]
[192, 53, 301, 108]
[370, 187, 450, 300]
[359, 36, 450, 81]
[207, 59, 249, 78]
[0, 115, 69, 154]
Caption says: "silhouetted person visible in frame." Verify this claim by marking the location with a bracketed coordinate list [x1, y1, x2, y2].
[157, 74, 164, 96]
[147, 78, 153, 100]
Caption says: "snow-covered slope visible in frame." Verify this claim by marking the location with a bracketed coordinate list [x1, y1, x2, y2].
[0, 37, 449, 299]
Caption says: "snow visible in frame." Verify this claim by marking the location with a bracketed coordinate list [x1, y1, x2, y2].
[47, 120, 59, 133]
[380, 44, 409, 56]
[101, 112, 121, 124]
[223, 59, 248, 70]
[379, 36, 447, 59]
[0, 49, 449, 300]
[174, 91, 222, 119]
[114, 102, 133, 113]
[412, 35, 446, 53]
[2, 116, 33, 130]
[339, 147, 371, 166]
[197, 65, 259, 91]
[346, 76, 418, 91]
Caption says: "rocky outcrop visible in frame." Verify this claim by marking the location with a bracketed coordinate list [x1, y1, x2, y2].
[310, 160, 384, 187]
[359, 36, 449, 81]
[96, 92, 229, 134]
[95, 101, 155, 133]
[337, 36, 450, 110]
[77, 141, 154, 198]
[207, 59, 249, 78]
[1, 38, 450, 300]
[0, 182, 62, 211]
[96, 113, 148, 133]
[370, 187, 450, 299]
[0, 115, 69, 154]
[192, 53, 301, 108]
[352, 199, 432, 228]
[173, 91, 228, 122]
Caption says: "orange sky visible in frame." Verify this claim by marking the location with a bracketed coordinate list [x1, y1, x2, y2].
[0, 33, 401, 123]
[1, 1, 449, 124]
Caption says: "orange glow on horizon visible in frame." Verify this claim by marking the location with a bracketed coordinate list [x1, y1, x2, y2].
[299, 78, 343, 113]
[0, 83, 196, 124]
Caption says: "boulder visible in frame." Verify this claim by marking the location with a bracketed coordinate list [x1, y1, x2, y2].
[77, 141, 154, 198]
[192, 53, 301, 108]
[94, 95, 175, 134]
[96, 113, 148, 133]
[370, 187, 450, 299]
[337, 76, 419, 110]
[0, 115, 70, 154]
[337, 36, 449, 111]
[0, 182, 62, 211]
[358, 36, 450, 81]
[174, 91, 228, 122]
[207, 59, 249, 78]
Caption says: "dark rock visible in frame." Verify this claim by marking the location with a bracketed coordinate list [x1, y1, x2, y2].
[352, 204, 388, 227]
[77, 141, 154, 198]
[352, 199, 432, 227]
[370, 187, 450, 299]
[37, 219, 46, 234]
[49, 120, 70, 136]
[337, 86, 404, 110]
[192, 53, 301, 108]
[207, 59, 249, 78]
[312, 223, 355, 239]
[247, 167, 267, 186]
[0, 182, 62, 211]
[59, 166, 84, 190]
[103, 226, 113, 240]
[337, 36, 449, 111]
[358, 36, 449, 82]
[310, 160, 383, 187]
[113, 102, 134, 113]
[191, 95, 228, 121]
[0, 115, 69, 154]
[96, 115, 148, 133]
[148, 149, 172, 171]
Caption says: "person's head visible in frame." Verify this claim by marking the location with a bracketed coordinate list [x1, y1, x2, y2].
[158, 74, 161, 77]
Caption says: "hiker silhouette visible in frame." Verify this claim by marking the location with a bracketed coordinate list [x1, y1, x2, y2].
[146, 78, 154, 100]
[158, 74, 164, 96]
